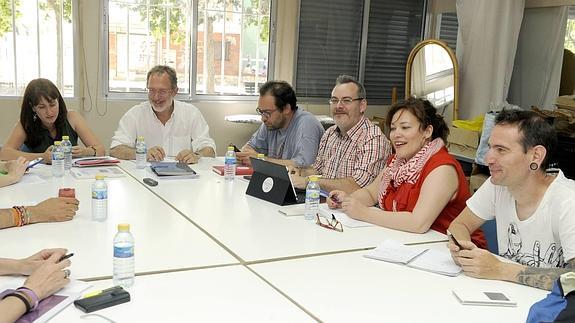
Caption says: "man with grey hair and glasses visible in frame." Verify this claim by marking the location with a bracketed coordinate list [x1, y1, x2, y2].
[237, 80, 324, 167]
[290, 75, 392, 193]
[110, 65, 216, 164]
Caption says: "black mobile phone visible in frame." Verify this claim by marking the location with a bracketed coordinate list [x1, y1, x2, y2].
[448, 232, 464, 249]
[143, 178, 158, 186]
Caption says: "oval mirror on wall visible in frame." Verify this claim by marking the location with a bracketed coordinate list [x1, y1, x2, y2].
[405, 39, 459, 120]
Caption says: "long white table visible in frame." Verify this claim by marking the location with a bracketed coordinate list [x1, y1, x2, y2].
[53, 265, 314, 322]
[0, 165, 238, 280]
[250, 243, 549, 323]
[119, 159, 447, 263]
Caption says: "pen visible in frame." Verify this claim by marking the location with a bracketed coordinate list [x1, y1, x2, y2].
[82, 286, 123, 298]
[58, 253, 74, 262]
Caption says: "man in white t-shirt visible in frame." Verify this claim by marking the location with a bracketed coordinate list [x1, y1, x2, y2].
[110, 65, 216, 163]
[448, 109, 575, 290]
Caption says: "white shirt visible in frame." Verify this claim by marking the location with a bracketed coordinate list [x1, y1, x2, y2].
[110, 100, 216, 156]
[468, 171, 575, 268]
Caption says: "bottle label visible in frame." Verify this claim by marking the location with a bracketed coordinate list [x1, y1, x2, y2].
[114, 246, 134, 258]
[225, 157, 236, 165]
[92, 189, 107, 200]
[306, 190, 320, 199]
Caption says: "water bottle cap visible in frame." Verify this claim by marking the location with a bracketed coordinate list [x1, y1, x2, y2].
[137, 136, 144, 140]
[257, 153, 265, 159]
[118, 223, 130, 231]
[62, 135, 69, 140]
[227, 146, 234, 151]
[95, 174, 106, 180]
[308, 175, 319, 182]
[54, 141, 62, 145]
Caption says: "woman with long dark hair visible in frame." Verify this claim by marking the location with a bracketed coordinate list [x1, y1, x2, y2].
[0, 78, 104, 162]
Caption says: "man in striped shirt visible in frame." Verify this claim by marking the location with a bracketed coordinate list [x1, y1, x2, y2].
[291, 75, 392, 193]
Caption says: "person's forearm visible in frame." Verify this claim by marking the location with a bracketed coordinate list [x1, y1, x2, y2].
[447, 221, 473, 241]
[265, 157, 296, 168]
[319, 177, 360, 194]
[350, 188, 377, 207]
[514, 263, 575, 290]
[299, 167, 318, 177]
[110, 145, 136, 160]
[0, 297, 27, 323]
[197, 147, 215, 158]
[359, 209, 432, 233]
[0, 148, 43, 162]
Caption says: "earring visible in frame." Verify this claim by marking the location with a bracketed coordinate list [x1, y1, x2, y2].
[33, 112, 37, 122]
[530, 162, 539, 171]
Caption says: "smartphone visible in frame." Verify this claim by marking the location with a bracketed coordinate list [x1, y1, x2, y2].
[448, 232, 464, 249]
[59, 188, 76, 198]
[27, 157, 44, 170]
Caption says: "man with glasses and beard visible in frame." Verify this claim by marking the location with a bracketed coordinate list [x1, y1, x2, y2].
[290, 75, 392, 193]
[110, 65, 216, 164]
[237, 81, 324, 167]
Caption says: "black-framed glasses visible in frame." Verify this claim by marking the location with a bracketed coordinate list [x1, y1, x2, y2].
[256, 107, 279, 118]
[316, 214, 343, 232]
[328, 97, 364, 106]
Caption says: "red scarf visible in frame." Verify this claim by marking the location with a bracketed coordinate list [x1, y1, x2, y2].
[378, 138, 444, 209]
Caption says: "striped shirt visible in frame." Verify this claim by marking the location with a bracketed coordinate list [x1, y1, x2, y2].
[312, 116, 392, 187]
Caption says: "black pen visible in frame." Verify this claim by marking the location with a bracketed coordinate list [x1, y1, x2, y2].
[58, 253, 74, 262]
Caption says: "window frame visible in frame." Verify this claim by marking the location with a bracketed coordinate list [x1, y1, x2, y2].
[102, 0, 276, 102]
[0, 0, 80, 99]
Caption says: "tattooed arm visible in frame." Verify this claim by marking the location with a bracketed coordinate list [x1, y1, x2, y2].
[516, 259, 575, 290]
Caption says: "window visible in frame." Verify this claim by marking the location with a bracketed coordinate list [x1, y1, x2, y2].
[566, 6, 575, 52]
[438, 12, 458, 51]
[0, 0, 75, 97]
[296, 0, 425, 104]
[106, 0, 273, 97]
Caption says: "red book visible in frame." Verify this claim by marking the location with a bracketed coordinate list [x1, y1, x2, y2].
[212, 165, 253, 176]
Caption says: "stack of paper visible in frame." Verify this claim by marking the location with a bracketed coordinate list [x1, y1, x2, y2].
[365, 239, 462, 277]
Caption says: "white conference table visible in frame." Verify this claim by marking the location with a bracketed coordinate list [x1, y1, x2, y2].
[250, 243, 549, 323]
[0, 165, 237, 280]
[53, 265, 314, 323]
[119, 159, 447, 263]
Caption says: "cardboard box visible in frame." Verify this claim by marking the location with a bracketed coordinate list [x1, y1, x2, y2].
[469, 173, 489, 193]
[448, 126, 481, 161]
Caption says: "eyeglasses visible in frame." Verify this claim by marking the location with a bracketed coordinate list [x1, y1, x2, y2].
[256, 107, 279, 118]
[316, 214, 344, 232]
[146, 88, 173, 97]
[328, 97, 364, 106]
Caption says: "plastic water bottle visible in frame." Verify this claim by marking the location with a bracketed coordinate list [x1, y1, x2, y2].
[113, 223, 135, 288]
[91, 174, 108, 221]
[224, 146, 236, 180]
[51, 141, 65, 177]
[304, 175, 320, 221]
[61, 135, 72, 171]
[135, 136, 147, 169]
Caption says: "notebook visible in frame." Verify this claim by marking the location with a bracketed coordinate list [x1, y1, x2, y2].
[150, 162, 198, 179]
[246, 157, 304, 205]
[70, 167, 126, 179]
[212, 165, 253, 176]
[452, 289, 517, 307]
[73, 156, 120, 167]
[364, 239, 462, 277]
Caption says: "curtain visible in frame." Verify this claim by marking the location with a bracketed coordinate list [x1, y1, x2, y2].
[455, 0, 525, 119]
[508, 7, 568, 110]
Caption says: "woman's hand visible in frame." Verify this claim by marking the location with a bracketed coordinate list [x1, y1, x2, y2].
[4, 157, 27, 184]
[43, 146, 54, 164]
[23, 251, 71, 300]
[327, 190, 346, 209]
[27, 198, 79, 224]
[18, 248, 68, 275]
[341, 196, 368, 220]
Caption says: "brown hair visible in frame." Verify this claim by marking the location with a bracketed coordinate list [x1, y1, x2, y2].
[385, 97, 449, 142]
